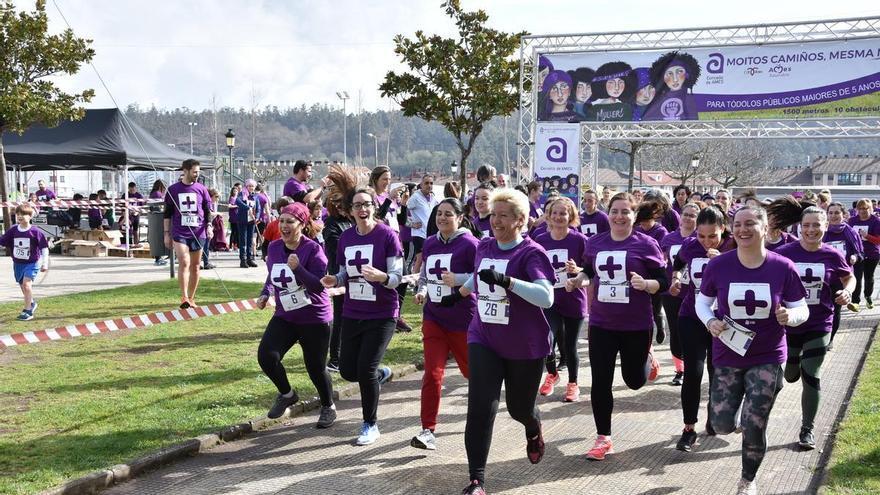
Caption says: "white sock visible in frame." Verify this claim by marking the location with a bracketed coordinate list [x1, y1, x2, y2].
[281, 390, 295, 398]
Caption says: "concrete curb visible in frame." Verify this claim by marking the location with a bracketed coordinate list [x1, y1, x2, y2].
[39, 361, 423, 495]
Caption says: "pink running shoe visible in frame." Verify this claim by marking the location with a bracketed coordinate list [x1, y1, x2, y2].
[586, 436, 614, 460]
[539, 372, 559, 396]
[648, 354, 660, 382]
[564, 382, 580, 402]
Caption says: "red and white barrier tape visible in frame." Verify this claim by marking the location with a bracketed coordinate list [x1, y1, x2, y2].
[0, 273, 420, 349]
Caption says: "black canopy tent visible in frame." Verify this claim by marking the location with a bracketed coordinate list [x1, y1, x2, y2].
[2, 107, 212, 170]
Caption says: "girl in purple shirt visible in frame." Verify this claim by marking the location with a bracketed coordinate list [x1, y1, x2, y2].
[776, 206, 854, 450]
[320, 188, 403, 447]
[696, 205, 809, 495]
[255, 203, 336, 428]
[825, 202, 864, 341]
[535, 197, 589, 403]
[443, 189, 555, 495]
[579, 190, 610, 238]
[660, 202, 698, 387]
[472, 182, 495, 238]
[572, 192, 668, 461]
[635, 199, 669, 345]
[411, 198, 479, 452]
[847, 198, 880, 309]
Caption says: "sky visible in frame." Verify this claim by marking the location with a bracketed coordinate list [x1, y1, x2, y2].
[31, 0, 880, 113]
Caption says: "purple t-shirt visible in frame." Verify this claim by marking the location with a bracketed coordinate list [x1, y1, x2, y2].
[0, 225, 48, 264]
[149, 190, 164, 200]
[337, 222, 404, 320]
[579, 210, 610, 238]
[421, 232, 479, 331]
[35, 188, 56, 201]
[467, 237, 556, 360]
[661, 229, 694, 298]
[376, 193, 400, 232]
[766, 231, 797, 252]
[529, 201, 543, 220]
[676, 237, 713, 320]
[635, 222, 668, 247]
[585, 231, 666, 331]
[661, 208, 681, 233]
[165, 181, 212, 239]
[848, 215, 880, 260]
[256, 192, 270, 223]
[282, 177, 310, 200]
[535, 230, 589, 318]
[823, 224, 862, 264]
[776, 242, 851, 334]
[475, 215, 493, 238]
[700, 250, 806, 368]
[261, 238, 331, 325]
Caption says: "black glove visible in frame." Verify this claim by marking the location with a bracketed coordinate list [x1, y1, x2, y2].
[478, 269, 511, 289]
[439, 290, 464, 307]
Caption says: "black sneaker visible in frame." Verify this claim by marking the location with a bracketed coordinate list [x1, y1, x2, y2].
[461, 480, 487, 495]
[247, 259, 258, 268]
[395, 318, 413, 333]
[656, 327, 666, 344]
[326, 360, 340, 373]
[240, 260, 248, 268]
[676, 428, 698, 452]
[316, 406, 337, 429]
[705, 420, 716, 437]
[798, 427, 816, 450]
[267, 391, 299, 419]
[671, 371, 684, 386]
[202, 262, 216, 270]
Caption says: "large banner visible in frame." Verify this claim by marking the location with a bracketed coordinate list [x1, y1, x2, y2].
[535, 123, 580, 204]
[536, 38, 880, 122]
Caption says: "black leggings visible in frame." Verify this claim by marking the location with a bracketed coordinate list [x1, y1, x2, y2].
[679, 315, 715, 425]
[853, 258, 878, 304]
[588, 325, 652, 436]
[339, 317, 396, 424]
[257, 317, 334, 407]
[544, 308, 584, 383]
[661, 295, 683, 360]
[651, 294, 666, 341]
[328, 294, 344, 363]
[465, 343, 543, 484]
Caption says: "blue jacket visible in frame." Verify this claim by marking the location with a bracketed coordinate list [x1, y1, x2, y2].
[234, 191, 262, 224]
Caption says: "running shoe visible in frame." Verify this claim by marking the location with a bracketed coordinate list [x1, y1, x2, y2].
[202, 262, 216, 270]
[316, 406, 337, 429]
[671, 371, 684, 386]
[539, 372, 560, 396]
[395, 317, 413, 333]
[563, 382, 580, 402]
[179, 298, 191, 310]
[247, 259, 258, 268]
[326, 360, 340, 373]
[867, 299, 875, 309]
[847, 302, 860, 312]
[154, 258, 168, 266]
[377, 366, 392, 385]
[798, 427, 816, 450]
[648, 354, 661, 382]
[586, 435, 614, 460]
[267, 391, 299, 419]
[411, 428, 437, 450]
[526, 424, 545, 464]
[30, 299, 38, 314]
[675, 428, 698, 452]
[240, 260, 248, 268]
[16, 310, 33, 321]
[735, 478, 757, 495]
[355, 422, 380, 445]
[655, 326, 666, 344]
[461, 480, 487, 495]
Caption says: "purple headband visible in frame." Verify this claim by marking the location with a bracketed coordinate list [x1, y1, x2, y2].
[281, 203, 310, 225]
[634, 67, 651, 90]
[592, 69, 630, 82]
[666, 59, 689, 75]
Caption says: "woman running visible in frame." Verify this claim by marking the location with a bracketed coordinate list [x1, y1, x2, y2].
[635, 199, 670, 344]
[572, 191, 667, 461]
[411, 198, 479, 451]
[669, 206, 734, 451]
[255, 203, 337, 428]
[535, 197, 589, 401]
[579, 189, 610, 239]
[824, 202, 863, 344]
[660, 202, 698, 387]
[472, 182, 494, 238]
[696, 205, 809, 495]
[445, 188, 555, 495]
[776, 205, 854, 449]
[320, 187, 403, 446]
[847, 198, 880, 310]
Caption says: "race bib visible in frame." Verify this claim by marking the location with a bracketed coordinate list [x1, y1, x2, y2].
[13, 238, 30, 260]
[546, 249, 569, 289]
[829, 241, 846, 255]
[597, 283, 629, 303]
[349, 279, 377, 301]
[425, 253, 453, 303]
[669, 244, 682, 263]
[580, 224, 598, 237]
[795, 262, 825, 305]
[278, 288, 309, 311]
[719, 315, 756, 357]
[477, 258, 510, 325]
[344, 245, 374, 278]
[181, 213, 200, 227]
[690, 258, 710, 290]
[728, 283, 772, 320]
[854, 225, 869, 236]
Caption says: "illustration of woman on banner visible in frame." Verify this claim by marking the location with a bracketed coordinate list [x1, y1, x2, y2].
[541, 70, 579, 122]
[569, 67, 595, 120]
[537, 55, 554, 121]
[643, 51, 701, 121]
[587, 61, 636, 122]
[632, 67, 656, 121]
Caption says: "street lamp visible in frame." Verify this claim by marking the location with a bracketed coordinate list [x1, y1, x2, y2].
[336, 91, 349, 164]
[366, 132, 379, 168]
[691, 155, 700, 192]
[225, 128, 235, 190]
[187, 122, 198, 155]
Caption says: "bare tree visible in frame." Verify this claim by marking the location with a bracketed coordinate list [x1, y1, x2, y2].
[701, 141, 775, 189]
[602, 140, 679, 191]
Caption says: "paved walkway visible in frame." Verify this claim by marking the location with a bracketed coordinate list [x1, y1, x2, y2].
[104, 307, 878, 495]
[0, 251, 265, 303]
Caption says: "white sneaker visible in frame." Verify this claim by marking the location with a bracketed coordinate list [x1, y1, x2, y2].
[736, 478, 757, 495]
[411, 428, 436, 450]
[356, 422, 380, 446]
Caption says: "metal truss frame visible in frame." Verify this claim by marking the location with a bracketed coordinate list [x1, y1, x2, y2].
[517, 16, 880, 190]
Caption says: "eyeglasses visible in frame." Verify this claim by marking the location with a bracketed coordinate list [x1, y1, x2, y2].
[682, 213, 698, 219]
[352, 202, 375, 210]
[549, 83, 569, 94]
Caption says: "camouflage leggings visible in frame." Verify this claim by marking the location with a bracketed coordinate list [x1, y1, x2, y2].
[785, 331, 830, 430]
[709, 363, 784, 482]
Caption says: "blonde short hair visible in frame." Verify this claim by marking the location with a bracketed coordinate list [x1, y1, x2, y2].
[489, 188, 529, 222]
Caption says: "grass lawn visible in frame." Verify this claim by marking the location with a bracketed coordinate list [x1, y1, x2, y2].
[823, 327, 880, 495]
[0, 280, 424, 495]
